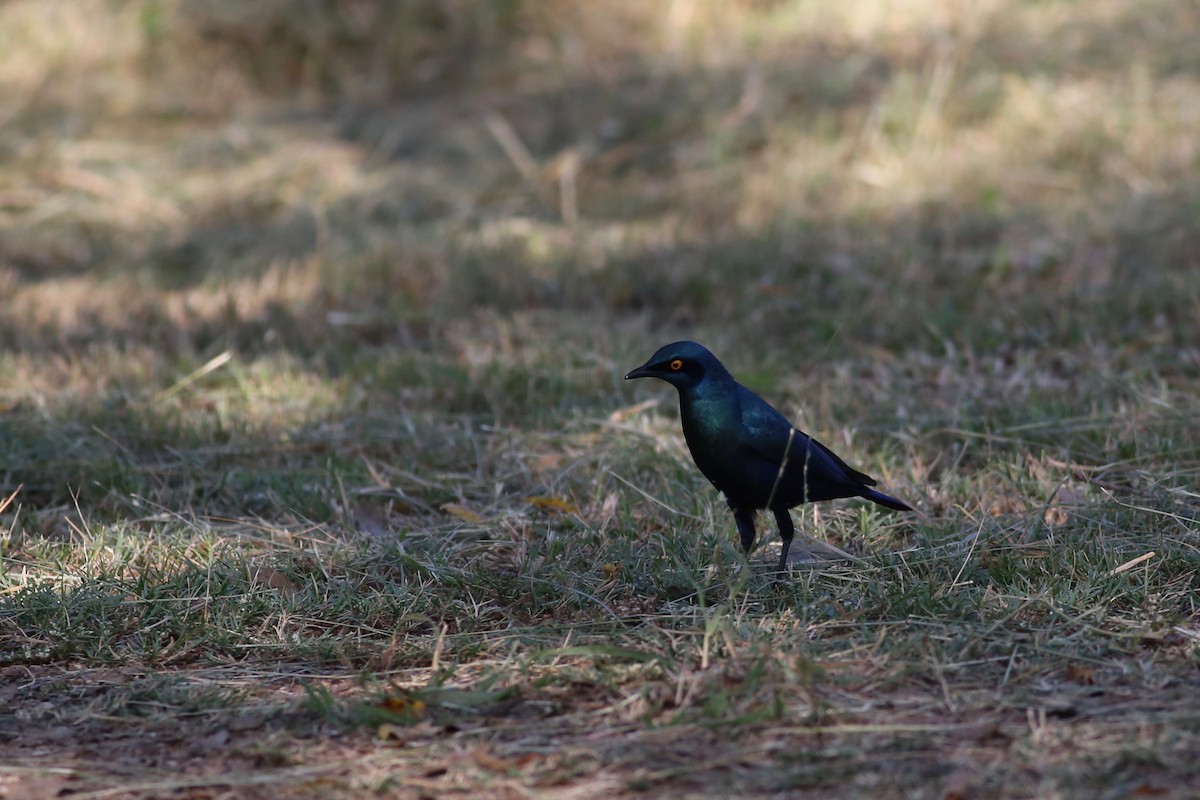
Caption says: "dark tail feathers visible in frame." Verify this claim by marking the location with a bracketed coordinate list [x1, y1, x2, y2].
[861, 488, 912, 512]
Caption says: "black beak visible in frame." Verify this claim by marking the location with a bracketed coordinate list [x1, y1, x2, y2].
[624, 363, 656, 380]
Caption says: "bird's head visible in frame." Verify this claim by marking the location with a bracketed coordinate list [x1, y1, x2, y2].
[624, 341, 729, 391]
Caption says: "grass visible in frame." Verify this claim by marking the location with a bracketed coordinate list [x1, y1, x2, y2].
[2, 0, 1199, 797]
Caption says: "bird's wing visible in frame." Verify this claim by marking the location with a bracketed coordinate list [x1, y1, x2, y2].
[738, 389, 877, 487]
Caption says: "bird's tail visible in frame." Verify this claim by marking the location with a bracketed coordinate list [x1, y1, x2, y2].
[861, 488, 912, 512]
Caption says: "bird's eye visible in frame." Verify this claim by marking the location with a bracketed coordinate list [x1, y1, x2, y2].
[669, 359, 683, 371]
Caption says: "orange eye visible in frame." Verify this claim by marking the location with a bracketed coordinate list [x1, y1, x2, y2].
[669, 359, 683, 371]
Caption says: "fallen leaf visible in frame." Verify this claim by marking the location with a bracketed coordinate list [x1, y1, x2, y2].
[532, 452, 562, 473]
[377, 723, 406, 741]
[377, 720, 440, 744]
[988, 495, 1025, 516]
[526, 496, 579, 514]
[380, 693, 427, 720]
[251, 567, 299, 595]
[1065, 663, 1095, 685]
[442, 503, 484, 524]
[1045, 484, 1086, 526]
[471, 747, 518, 773]
[595, 491, 618, 522]
[1043, 506, 1069, 527]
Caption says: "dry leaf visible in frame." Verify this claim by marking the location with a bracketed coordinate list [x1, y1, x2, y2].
[526, 496, 579, 514]
[1065, 663, 1095, 685]
[378, 720, 439, 744]
[1043, 506, 1069, 527]
[442, 503, 484, 524]
[380, 693, 427, 719]
[987, 495, 1025, 516]
[251, 567, 299, 595]
[470, 747, 518, 774]
[532, 452, 562, 474]
[597, 491, 618, 520]
[377, 723, 406, 741]
[1045, 483, 1085, 527]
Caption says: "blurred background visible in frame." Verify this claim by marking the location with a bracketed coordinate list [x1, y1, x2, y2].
[1, 0, 1198, 522]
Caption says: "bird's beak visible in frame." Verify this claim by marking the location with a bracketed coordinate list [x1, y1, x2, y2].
[624, 363, 656, 380]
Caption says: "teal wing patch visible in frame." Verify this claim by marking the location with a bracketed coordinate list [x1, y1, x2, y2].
[738, 390, 875, 486]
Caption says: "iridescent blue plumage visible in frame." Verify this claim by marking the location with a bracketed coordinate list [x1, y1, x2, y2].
[625, 341, 911, 570]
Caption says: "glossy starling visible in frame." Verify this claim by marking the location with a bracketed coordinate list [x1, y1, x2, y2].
[626, 341, 910, 569]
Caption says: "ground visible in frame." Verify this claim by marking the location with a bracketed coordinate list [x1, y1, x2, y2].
[1, 1, 1198, 798]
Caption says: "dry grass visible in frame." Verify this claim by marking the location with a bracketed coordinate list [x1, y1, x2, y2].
[1, 1, 1199, 798]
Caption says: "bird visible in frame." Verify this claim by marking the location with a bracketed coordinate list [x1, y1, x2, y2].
[625, 341, 911, 570]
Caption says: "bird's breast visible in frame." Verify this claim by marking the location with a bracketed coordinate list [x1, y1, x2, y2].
[679, 391, 743, 486]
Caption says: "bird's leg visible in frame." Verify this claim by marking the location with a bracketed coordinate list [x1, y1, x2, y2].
[772, 508, 795, 572]
[730, 503, 757, 557]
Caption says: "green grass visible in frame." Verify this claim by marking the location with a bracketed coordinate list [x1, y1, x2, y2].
[2, 1, 1199, 798]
